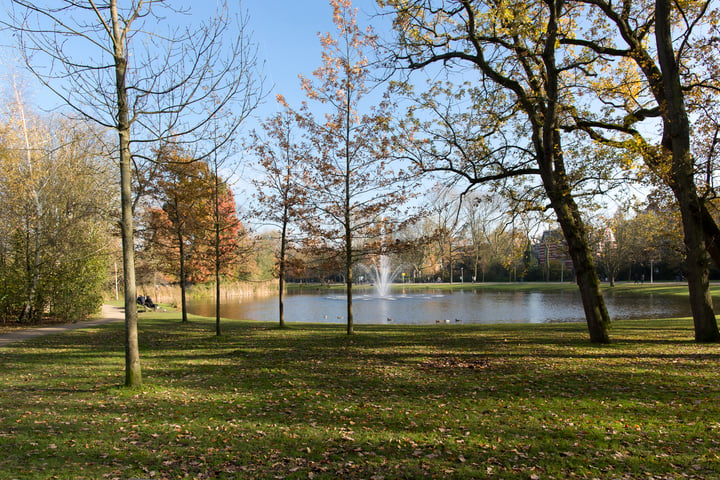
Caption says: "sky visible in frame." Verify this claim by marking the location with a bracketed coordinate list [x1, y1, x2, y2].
[242, 0, 391, 121]
[0, 0, 393, 205]
[217, 0, 398, 204]
[243, 0, 336, 117]
[0, 0, 386, 120]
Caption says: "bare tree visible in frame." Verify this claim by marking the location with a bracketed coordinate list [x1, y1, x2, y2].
[427, 185, 463, 283]
[5, 0, 264, 385]
[461, 192, 509, 283]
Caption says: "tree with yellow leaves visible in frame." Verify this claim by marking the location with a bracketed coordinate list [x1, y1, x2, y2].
[563, 0, 720, 341]
[0, 86, 114, 324]
[384, 0, 612, 342]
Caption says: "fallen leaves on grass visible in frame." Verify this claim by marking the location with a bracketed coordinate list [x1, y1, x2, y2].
[419, 356, 489, 370]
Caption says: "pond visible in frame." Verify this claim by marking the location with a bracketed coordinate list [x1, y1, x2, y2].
[185, 287, 692, 325]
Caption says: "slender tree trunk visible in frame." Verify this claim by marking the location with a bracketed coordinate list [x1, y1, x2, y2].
[656, 0, 719, 342]
[214, 201, 221, 336]
[279, 207, 288, 329]
[119, 126, 141, 386]
[112, 0, 141, 387]
[178, 228, 188, 323]
[345, 187, 354, 334]
[346, 247, 353, 335]
[19, 222, 41, 323]
[345, 188, 354, 335]
[16, 91, 41, 324]
[344, 81, 354, 335]
[215, 261, 221, 335]
[213, 170, 222, 336]
[474, 249, 479, 283]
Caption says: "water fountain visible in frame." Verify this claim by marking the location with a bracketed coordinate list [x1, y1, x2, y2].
[365, 254, 405, 297]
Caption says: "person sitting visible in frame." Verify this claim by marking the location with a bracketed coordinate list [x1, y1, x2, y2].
[143, 296, 157, 310]
[137, 294, 146, 306]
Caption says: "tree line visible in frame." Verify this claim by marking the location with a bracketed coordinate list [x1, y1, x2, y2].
[259, 187, 688, 286]
[0, 86, 114, 324]
[0, 101, 263, 325]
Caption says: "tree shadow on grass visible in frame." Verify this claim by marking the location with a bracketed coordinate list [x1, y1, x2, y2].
[3, 316, 720, 479]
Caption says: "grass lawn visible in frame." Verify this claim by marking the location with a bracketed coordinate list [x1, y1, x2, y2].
[0, 310, 718, 479]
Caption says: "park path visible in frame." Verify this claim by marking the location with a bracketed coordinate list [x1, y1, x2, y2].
[0, 304, 125, 348]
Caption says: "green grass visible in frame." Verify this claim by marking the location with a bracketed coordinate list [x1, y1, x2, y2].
[1, 312, 719, 479]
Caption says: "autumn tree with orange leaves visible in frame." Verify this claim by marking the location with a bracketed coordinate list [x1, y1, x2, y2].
[146, 147, 241, 323]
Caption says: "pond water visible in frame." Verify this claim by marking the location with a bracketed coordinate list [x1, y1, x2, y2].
[185, 288, 692, 325]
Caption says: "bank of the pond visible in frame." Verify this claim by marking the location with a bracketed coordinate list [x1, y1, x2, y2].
[287, 280, 720, 297]
[132, 279, 277, 306]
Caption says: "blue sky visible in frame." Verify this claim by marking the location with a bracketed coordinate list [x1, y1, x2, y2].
[0, 1, 389, 187]
[244, 0, 335, 116]
[0, 1, 383, 119]
[243, 0, 388, 120]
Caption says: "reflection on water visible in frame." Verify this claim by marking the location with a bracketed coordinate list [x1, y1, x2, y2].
[185, 288, 692, 325]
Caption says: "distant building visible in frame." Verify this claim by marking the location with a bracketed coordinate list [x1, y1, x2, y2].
[533, 230, 573, 270]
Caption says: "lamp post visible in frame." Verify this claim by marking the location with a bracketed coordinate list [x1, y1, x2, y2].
[650, 259, 654, 284]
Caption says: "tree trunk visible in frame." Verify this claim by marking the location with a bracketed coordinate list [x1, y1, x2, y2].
[19, 210, 41, 324]
[178, 228, 188, 323]
[680, 197, 718, 341]
[541, 0, 610, 344]
[346, 262, 354, 335]
[345, 214, 354, 335]
[345, 213, 354, 335]
[112, 0, 141, 387]
[554, 197, 611, 343]
[700, 203, 720, 268]
[215, 214, 221, 336]
[119, 127, 141, 386]
[474, 250, 479, 283]
[279, 209, 288, 329]
[17, 95, 41, 324]
[656, 0, 719, 342]
[345, 90, 354, 336]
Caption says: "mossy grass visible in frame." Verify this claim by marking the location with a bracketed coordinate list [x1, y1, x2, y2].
[1, 311, 718, 479]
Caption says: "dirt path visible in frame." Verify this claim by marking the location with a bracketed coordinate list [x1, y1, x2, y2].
[0, 304, 125, 348]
